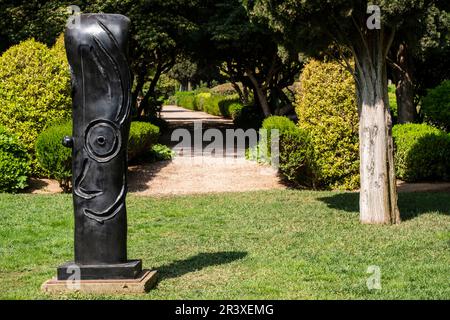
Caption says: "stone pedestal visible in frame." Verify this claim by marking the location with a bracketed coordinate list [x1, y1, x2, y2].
[42, 270, 158, 295]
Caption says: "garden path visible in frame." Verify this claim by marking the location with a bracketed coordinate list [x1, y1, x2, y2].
[127, 105, 286, 196]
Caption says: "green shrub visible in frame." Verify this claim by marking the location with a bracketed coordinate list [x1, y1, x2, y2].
[0, 126, 31, 193]
[149, 143, 175, 161]
[278, 127, 315, 188]
[0, 39, 71, 153]
[173, 91, 244, 119]
[393, 123, 450, 182]
[232, 104, 264, 130]
[128, 121, 160, 161]
[388, 84, 398, 123]
[251, 116, 315, 187]
[35, 121, 72, 191]
[174, 91, 196, 110]
[35, 121, 160, 191]
[295, 59, 359, 190]
[421, 80, 450, 132]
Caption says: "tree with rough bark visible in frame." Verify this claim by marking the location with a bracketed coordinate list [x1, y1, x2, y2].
[252, 0, 443, 224]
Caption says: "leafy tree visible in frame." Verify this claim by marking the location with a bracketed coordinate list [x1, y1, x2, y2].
[252, 0, 446, 224]
[388, 3, 450, 123]
[201, 0, 302, 116]
[88, 0, 201, 119]
[0, 0, 86, 53]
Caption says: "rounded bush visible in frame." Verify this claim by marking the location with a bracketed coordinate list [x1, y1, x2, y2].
[0, 39, 71, 152]
[0, 126, 31, 193]
[211, 82, 241, 95]
[295, 59, 359, 190]
[393, 123, 450, 182]
[35, 121, 72, 191]
[421, 80, 450, 132]
[128, 121, 160, 161]
[259, 116, 314, 187]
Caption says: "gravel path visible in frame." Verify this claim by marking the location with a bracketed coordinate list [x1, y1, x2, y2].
[128, 105, 285, 195]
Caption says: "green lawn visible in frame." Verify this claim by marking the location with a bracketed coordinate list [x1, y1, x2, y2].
[0, 190, 449, 300]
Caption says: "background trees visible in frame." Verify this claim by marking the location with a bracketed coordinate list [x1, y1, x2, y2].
[388, 3, 450, 124]
[87, 0, 203, 119]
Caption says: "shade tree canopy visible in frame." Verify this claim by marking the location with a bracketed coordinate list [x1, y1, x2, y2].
[251, 0, 449, 224]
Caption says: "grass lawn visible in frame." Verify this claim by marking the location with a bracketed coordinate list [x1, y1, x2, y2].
[0, 190, 449, 300]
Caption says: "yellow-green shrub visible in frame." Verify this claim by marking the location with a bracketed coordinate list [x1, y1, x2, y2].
[0, 38, 71, 153]
[0, 126, 31, 193]
[295, 59, 359, 190]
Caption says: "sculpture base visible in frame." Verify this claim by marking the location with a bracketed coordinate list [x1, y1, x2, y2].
[57, 260, 142, 280]
[42, 270, 157, 295]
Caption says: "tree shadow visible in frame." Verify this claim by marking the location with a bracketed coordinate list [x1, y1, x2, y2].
[318, 191, 450, 221]
[156, 251, 247, 281]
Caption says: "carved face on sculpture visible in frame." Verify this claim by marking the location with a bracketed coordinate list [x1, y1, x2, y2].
[65, 14, 131, 224]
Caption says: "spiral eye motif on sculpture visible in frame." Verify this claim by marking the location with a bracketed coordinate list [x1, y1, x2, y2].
[85, 119, 122, 163]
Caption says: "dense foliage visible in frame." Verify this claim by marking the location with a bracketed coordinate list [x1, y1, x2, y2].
[35, 121, 72, 192]
[128, 121, 161, 162]
[421, 80, 450, 132]
[393, 123, 450, 182]
[256, 116, 314, 188]
[0, 126, 30, 193]
[0, 39, 71, 153]
[295, 59, 359, 190]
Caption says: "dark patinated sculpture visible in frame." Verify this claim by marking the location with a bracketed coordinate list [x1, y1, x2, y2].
[57, 13, 141, 280]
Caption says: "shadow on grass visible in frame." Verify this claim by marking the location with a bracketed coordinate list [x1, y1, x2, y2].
[318, 192, 450, 221]
[157, 251, 247, 281]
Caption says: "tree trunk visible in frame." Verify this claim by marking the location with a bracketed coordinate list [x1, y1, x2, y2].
[231, 82, 249, 105]
[392, 43, 416, 123]
[355, 34, 401, 225]
[137, 66, 163, 117]
[246, 71, 271, 117]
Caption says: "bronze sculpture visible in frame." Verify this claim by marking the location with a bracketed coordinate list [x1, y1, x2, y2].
[57, 13, 141, 280]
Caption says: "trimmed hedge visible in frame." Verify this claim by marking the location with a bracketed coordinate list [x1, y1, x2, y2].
[0, 126, 31, 193]
[421, 80, 450, 132]
[36, 121, 160, 191]
[128, 121, 160, 161]
[174, 91, 196, 110]
[295, 59, 359, 190]
[0, 38, 71, 153]
[173, 91, 243, 118]
[255, 116, 315, 188]
[172, 91, 263, 129]
[35, 122, 72, 191]
[393, 123, 450, 182]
